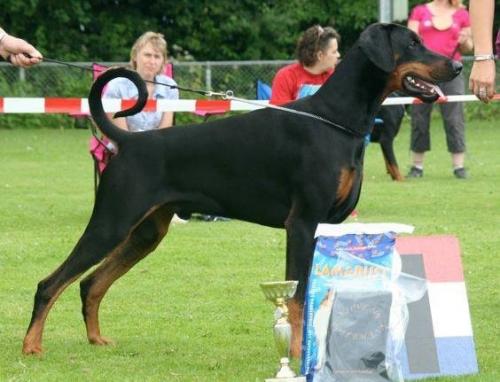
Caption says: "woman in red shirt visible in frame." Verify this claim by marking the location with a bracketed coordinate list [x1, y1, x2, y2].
[270, 25, 341, 105]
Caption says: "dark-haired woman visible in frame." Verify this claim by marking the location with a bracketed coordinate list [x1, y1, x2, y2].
[270, 25, 341, 105]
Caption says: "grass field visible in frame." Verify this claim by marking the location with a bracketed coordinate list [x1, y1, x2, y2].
[1, 115, 499, 381]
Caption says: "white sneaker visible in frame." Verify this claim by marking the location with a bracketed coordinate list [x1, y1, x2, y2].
[171, 214, 188, 224]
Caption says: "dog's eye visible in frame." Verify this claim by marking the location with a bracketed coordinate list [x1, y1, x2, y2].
[408, 40, 418, 49]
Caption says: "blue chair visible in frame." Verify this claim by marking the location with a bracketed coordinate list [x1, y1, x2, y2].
[256, 80, 272, 100]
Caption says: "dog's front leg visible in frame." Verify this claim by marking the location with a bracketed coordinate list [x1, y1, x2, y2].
[284, 216, 317, 359]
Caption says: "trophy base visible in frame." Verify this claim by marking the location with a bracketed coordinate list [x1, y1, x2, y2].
[265, 377, 306, 382]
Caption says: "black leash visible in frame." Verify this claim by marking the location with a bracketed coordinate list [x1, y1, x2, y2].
[41, 56, 215, 97]
[18, 55, 364, 138]
[226, 95, 365, 138]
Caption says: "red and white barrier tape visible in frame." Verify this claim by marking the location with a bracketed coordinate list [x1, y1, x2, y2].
[0, 94, 498, 114]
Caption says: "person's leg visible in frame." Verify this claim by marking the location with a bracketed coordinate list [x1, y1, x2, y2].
[439, 74, 467, 178]
[411, 152, 426, 168]
[408, 102, 433, 177]
[451, 152, 465, 168]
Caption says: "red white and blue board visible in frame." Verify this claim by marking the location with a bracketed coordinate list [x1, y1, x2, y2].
[396, 235, 478, 379]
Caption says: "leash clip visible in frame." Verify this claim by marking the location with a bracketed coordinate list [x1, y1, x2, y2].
[204, 90, 228, 98]
[222, 90, 234, 100]
[204, 90, 233, 100]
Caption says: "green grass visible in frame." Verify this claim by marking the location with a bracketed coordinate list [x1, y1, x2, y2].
[0, 116, 499, 381]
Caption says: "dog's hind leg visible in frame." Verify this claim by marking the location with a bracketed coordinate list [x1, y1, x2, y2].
[23, 236, 120, 354]
[380, 140, 403, 181]
[23, 270, 83, 355]
[79, 205, 174, 346]
[22, 200, 158, 355]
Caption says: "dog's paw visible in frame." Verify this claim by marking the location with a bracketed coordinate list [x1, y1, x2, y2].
[88, 335, 115, 346]
[22, 343, 43, 355]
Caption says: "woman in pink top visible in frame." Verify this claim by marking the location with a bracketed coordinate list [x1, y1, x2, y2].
[407, 0, 473, 180]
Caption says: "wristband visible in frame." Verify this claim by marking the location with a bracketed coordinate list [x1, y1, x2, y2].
[474, 54, 495, 62]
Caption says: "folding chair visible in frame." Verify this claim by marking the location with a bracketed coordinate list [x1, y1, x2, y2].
[68, 63, 107, 128]
[84, 64, 111, 196]
[256, 79, 272, 100]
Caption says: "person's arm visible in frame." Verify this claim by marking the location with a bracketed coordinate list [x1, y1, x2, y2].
[158, 112, 174, 128]
[468, 0, 496, 102]
[0, 28, 42, 67]
[458, 27, 473, 53]
[107, 113, 128, 130]
[407, 5, 422, 35]
[407, 20, 420, 35]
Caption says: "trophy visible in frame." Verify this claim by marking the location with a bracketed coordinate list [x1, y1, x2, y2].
[260, 281, 306, 382]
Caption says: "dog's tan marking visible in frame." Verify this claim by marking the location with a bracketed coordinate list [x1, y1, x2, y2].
[336, 168, 356, 206]
[385, 161, 404, 181]
[383, 61, 437, 99]
[22, 275, 81, 354]
[82, 207, 174, 345]
[288, 298, 304, 359]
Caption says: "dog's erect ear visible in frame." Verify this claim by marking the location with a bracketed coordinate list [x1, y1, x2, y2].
[359, 23, 396, 73]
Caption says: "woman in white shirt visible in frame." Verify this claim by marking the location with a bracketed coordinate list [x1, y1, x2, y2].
[104, 31, 178, 131]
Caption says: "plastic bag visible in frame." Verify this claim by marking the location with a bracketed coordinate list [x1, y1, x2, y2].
[302, 223, 427, 382]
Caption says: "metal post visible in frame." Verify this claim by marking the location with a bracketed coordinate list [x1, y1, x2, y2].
[379, 0, 392, 23]
[205, 62, 212, 91]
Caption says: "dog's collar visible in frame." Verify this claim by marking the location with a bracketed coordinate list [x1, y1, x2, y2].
[226, 95, 365, 138]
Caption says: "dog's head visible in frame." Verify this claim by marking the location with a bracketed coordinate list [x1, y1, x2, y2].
[359, 23, 462, 103]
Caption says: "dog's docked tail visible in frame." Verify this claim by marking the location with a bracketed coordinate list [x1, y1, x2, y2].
[88, 67, 148, 145]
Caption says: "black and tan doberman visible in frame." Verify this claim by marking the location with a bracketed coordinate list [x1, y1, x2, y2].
[23, 23, 461, 356]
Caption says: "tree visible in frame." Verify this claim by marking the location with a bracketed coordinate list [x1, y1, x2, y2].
[0, 0, 381, 62]
[2, 1, 496, 62]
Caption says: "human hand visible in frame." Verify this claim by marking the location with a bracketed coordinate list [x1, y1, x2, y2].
[459, 30, 471, 45]
[469, 60, 496, 103]
[0, 34, 42, 67]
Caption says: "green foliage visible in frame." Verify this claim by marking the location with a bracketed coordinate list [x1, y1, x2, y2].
[0, 0, 380, 62]
[464, 100, 500, 120]
[0, 113, 70, 130]
[1, 1, 498, 62]
[0, 71, 71, 129]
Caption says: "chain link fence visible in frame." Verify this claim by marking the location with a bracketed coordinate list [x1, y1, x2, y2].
[1, 58, 496, 98]
[0, 58, 498, 127]
[0, 60, 295, 100]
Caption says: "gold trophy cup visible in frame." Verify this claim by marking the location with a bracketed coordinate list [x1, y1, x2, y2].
[260, 281, 306, 382]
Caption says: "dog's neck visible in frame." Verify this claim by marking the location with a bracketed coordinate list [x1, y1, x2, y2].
[312, 44, 391, 137]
